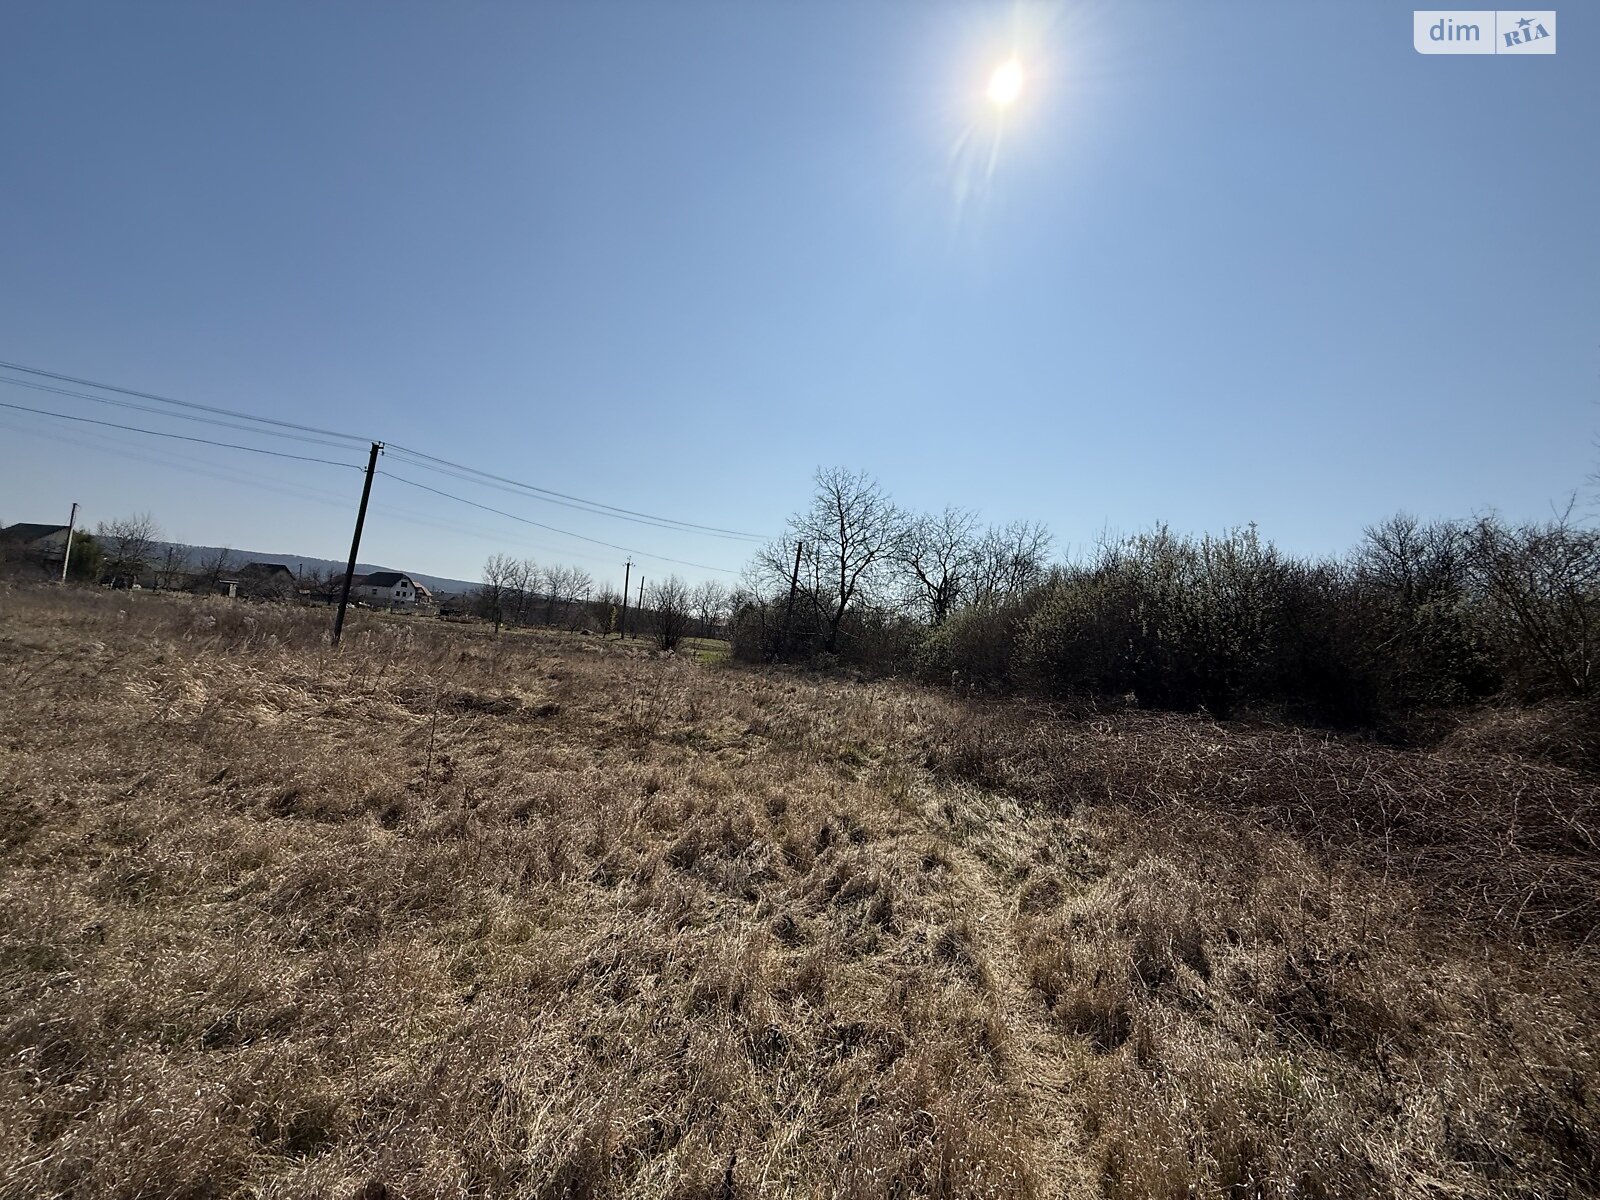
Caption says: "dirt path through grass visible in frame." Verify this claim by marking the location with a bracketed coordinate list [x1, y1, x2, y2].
[920, 782, 1094, 1200]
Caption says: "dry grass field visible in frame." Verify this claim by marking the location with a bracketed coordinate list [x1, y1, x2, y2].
[2, 585, 1596, 1199]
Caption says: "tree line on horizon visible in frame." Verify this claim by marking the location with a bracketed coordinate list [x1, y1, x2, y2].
[474, 552, 731, 649]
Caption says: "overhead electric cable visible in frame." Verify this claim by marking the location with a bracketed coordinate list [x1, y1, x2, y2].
[0, 417, 365, 508]
[0, 358, 368, 445]
[383, 447, 766, 541]
[363, 502, 635, 568]
[1, 357, 773, 544]
[0, 373, 363, 451]
[384, 443, 769, 540]
[377, 469, 741, 574]
[0, 400, 365, 468]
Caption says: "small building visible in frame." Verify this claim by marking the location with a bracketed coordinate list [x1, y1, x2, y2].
[238, 562, 298, 599]
[1, 522, 72, 564]
[436, 591, 473, 617]
[351, 570, 422, 607]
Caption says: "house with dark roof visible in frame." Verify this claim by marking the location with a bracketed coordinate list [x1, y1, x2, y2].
[1, 522, 74, 567]
[352, 571, 423, 607]
[1, 523, 72, 551]
[238, 562, 297, 599]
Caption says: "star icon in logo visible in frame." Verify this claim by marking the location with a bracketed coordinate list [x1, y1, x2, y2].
[1517, 15, 1533, 28]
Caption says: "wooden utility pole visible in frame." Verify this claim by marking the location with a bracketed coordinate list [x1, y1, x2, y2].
[59, 502, 78, 584]
[332, 441, 383, 647]
[619, 559, 631, 640]
[636, 575, 646, 639]
[779, 540, 804, 659]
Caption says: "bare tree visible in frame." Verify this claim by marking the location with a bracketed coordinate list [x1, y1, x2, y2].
[511, 558, 539, 626]
[691, 579, 730, 638]
[782, 468, 904, 653]
[300, 563, 336, 602]
[538, 564, 568, 626]
[970, 520, 1053, 607]
[1466, 511, 1599, 698]
[897, 506, 979, 625]
[560, 567, 594, 628]
[727, 572, 785, 659]
[97, 513, 161, 587]
[592, 585, 623, 636]
[649, 575, 694, 651]
[154, 543, 188, 591]
[193, 547, 237, 593]
[478, 553, 520, 633]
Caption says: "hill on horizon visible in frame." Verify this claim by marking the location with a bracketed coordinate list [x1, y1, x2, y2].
[155, 542, 478, 596]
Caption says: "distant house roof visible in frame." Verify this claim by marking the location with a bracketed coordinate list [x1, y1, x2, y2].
[1, 523, 70, 543]
[240, 562, 295, 578]
[358, 571, 413, 588]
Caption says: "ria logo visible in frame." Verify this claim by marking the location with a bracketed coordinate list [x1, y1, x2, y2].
[1414, 10, 1556, 54]
[1501, 13, 1552, 47]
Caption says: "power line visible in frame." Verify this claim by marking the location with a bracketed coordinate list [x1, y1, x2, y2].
[1, 356, 775, 545]
[378, 469, 742, 574]
[364, 501, 649, 570]
[0, 373, 363, 452]
[2, 415, 586, 570]
[2, 405, 736, 582]
[0, 415, 365, 510]
[0, 400, 365, 469]
[6, 413, 639, 569]
[1, 416, 625, 590]
[384, 443, 770, 541]
[0, 358, 369, 445]
[383, 446, 767, 542]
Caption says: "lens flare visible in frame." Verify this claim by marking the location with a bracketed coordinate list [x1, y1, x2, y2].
[987, 59, 1023, 107]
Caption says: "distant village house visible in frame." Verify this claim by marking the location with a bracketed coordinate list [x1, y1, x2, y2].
[350, 571, 431, 609]
[0, 523, 73, 566]
[237, 561, 298, 599]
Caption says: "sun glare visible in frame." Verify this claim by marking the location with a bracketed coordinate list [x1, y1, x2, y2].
[987, 58, 1023, 108]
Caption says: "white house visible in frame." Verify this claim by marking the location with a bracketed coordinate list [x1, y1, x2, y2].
[351, 571, 422, 607]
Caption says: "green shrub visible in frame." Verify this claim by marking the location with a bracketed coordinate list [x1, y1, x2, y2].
[1016, 528, 1295, 717]
[916, 592, 1043, 687]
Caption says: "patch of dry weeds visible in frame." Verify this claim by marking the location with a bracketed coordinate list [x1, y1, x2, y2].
[1, 585, 1595, 1199]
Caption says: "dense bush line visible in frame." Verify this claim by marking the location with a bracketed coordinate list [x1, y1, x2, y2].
[731, 471, 1598, 739]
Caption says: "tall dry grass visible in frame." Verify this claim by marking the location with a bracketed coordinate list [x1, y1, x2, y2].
[1, 584, 1596, 1198]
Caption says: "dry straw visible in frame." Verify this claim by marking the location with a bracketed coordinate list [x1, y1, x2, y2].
[1, 585, 1594, 1198]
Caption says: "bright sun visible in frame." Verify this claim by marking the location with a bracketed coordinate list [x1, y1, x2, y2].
[987, 59, 1024, 108]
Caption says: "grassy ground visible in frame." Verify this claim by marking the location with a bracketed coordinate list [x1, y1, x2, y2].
[1, 585, 1595, 1199]
[601, 633, 730, 665]
[456, 621, 730, 665]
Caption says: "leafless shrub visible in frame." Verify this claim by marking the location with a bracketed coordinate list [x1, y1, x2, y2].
[648, 575, 693, 652]
[477, 552, 519, 632]
[95, 511, 161, 586]
[1467, 511, 1600, 700]
[690, 578, 729, 640]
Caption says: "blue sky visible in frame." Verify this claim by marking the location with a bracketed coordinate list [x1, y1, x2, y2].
[2, 1, 1595, 590]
